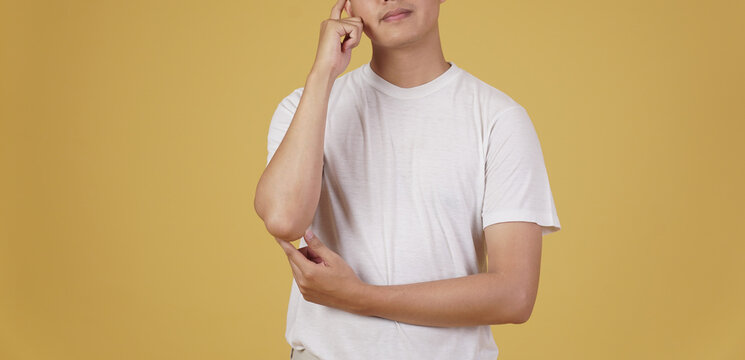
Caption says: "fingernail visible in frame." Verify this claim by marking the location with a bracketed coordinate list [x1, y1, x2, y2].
[304, 229, 314, 240]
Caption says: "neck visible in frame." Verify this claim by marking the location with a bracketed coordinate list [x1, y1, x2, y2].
[369, 24, 450, 89]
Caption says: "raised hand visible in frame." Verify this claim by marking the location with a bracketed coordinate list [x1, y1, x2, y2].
[311, 0, 365, 80]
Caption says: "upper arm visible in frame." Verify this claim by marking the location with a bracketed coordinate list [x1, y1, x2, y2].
[484, 221, 542, 322]
[479, 105, 560, 321]
[481, 105, 561, 237]
[266, 87, 304, 167]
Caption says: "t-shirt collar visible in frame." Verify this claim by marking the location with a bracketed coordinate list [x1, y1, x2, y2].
[361, 61, 460, 99]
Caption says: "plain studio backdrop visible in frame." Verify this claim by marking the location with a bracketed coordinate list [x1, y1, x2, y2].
[1, 0, 743, 359]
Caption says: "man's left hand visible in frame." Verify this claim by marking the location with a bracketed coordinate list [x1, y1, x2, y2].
[276, 229, 369, 315]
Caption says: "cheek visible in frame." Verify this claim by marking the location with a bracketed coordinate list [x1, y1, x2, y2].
[362, 20, 374, 33]
[417, 9, 436, 25]
[361, 18, 379, 37]
[353, 8, 374, 31]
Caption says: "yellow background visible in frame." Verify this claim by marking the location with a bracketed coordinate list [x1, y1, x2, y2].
[2, 0, 744, 359]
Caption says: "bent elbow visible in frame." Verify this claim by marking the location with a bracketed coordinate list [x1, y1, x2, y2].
[510, 292, 536, 324]
[264, 212, 308, 242]
[512, 308, 532, 324]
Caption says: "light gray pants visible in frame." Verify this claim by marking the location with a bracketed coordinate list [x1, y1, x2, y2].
[290, 347, 322, 360]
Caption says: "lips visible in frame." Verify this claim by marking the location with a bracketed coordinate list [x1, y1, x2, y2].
[382, 8, 412, 20]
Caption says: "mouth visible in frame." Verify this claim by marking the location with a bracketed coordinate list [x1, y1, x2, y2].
[381, 8, 412, 22]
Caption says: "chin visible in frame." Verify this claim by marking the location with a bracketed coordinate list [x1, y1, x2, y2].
[371, 31, 421, 49]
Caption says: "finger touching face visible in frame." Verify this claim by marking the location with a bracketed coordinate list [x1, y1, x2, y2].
[330, 0, 347, 19]
[344, 0, 354, 18]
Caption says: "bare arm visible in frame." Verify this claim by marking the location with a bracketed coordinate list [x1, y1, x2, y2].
[284, 222, 542, 327]
[359, 273, 523, 327]
[357, 222, 542, 327]
[254, 0, 364, 242]
[254, 70, 334, 242]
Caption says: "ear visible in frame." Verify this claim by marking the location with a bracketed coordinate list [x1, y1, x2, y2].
[344, 0, 354, 17]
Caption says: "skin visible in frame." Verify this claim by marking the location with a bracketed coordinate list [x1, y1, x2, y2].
[345, 0, 451, 88]
[262, 0, 544, 327]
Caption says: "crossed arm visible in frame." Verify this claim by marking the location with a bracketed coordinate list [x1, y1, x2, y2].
[359, 271, 529, 327]
[276, 221, 543, 327]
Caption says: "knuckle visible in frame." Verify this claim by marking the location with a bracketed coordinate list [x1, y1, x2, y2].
[304, 269, 316, 281]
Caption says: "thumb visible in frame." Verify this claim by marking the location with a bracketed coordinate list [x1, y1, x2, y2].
[305, 229, 328, 253]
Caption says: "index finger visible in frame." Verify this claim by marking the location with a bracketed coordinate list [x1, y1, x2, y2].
[329, 0, 348, 20]
[277, 238, 313, 272]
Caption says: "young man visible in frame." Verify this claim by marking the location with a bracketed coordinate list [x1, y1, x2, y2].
[254, 0, 561, 359]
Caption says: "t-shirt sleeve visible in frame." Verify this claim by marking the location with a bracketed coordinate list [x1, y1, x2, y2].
[481, 105, 561, 236]
[266, 88, 303, 167]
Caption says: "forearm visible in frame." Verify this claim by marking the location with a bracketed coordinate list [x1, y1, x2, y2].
[255, 69, 335, 241]
[356, 272, 527, 327]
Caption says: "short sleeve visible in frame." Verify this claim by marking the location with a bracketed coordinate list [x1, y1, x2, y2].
[266, 88, 304, 167]
[482, 105, 561, 236]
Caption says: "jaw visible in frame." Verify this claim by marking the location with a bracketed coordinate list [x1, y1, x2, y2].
[368, 19, 440, 50]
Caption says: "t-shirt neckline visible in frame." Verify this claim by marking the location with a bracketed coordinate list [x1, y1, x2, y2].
[361, 61, 460, 99]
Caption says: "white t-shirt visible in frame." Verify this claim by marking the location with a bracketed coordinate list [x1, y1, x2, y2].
[266, 61, 561, 360]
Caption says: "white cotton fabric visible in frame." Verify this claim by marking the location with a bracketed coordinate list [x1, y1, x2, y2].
[265, 61, 561, 360]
